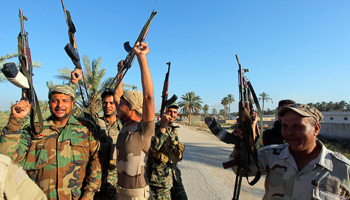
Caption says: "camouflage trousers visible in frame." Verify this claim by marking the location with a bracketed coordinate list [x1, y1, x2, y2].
[94, 168, 118, 200]
[150, 176, 188, 200]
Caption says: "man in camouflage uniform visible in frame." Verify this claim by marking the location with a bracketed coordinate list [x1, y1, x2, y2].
[114, 41, 155, 200]
[0, 69, 101, 200]
[233, 104, 350, 199]
[147, 104, 187, 200]
[0, 153, 47, 200]
[94, 89, 122, 200]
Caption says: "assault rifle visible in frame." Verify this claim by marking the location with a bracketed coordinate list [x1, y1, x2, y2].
[60, 0, 90, 108]
[108, 10, 157, 90]
[205, 54, 263, 200]
[1, 9, 43, 135]
[160, 62, 177, 116]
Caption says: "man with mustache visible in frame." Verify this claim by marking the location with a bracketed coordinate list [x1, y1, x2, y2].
[0, 69, 101, 200]
[232, 104, 350, 199]
[147, 104, 188, 200]
[94, 88, 122, 200]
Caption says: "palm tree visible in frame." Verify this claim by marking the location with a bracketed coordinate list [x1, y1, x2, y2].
[227, 94, 235, 120]
[221, 97, 229, 120]
[178, 92, 203, 125]
[203, 104, 209, 117]
[258, 92, 270, 115]
[211, 108, 217, 117]
[131, 85, 138, 90]
[54, 55, 107, 115]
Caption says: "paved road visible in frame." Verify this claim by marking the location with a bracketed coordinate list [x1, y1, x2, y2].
[176, 123, 265, 200]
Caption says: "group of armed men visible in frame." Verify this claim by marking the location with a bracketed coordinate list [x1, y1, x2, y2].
[1, 41, 350, 200]
[0, 42, 187, 200]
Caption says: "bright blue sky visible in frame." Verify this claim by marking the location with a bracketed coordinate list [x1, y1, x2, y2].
[1, 1, 350, 113]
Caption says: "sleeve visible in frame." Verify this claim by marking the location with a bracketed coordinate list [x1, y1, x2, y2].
[4, 159, 47, 200]
[82, 126, 102, 200]
[150, 126, 168, 151]
[0, 115, 31, 163]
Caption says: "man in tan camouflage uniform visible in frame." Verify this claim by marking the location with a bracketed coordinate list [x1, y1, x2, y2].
[0, 153, 47, 200]
[114, 41, 155, 200]
[0, 69, 101, 200]
[94, 89, 122, 200]
[147, 104, 187, 200]
[233, 104, 350, 199]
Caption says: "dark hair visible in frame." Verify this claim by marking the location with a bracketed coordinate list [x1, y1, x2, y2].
[101, 90, 115, 100]
[49, 92, 74, 102]
[278, 99, 296, 109]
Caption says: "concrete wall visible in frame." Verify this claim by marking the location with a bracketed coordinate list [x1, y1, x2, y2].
[319, 123, 350, 140]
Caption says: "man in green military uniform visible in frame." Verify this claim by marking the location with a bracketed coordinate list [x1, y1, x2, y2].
[94, 89, 122, 200]
[147, 104, 188, 200]
[0, 69, 101, 200]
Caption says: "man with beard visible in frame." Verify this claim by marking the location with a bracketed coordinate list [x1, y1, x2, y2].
[262, 99, 295, 146]
[0, 69, 101, 200]
[232, 104, 350, 199]
[147, 104, 187, 200]
[94, 89, 122, 200]
[114, 41, 155, 200]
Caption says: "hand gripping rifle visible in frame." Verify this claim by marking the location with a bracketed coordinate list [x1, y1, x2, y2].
[205, 55, 263, 200]
[107, 10, 157, 91]
[60, 0, 90, 108]
[160, 62, 178, 116]
[1, 9, 43, 136]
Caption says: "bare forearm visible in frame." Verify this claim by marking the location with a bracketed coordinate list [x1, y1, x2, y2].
[137, 55, 154, 122]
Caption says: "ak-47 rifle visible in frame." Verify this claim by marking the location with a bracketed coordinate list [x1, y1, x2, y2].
[160, 62, 178, 116]
[205, 54, 263, 200]
[107, 10, 157, 91]
[60, 0, 90, 108]
[1, 9, 43, 136]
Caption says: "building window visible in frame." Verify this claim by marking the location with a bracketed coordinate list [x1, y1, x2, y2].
[330, 117, 333, 120]
[345, 117, 348, 120]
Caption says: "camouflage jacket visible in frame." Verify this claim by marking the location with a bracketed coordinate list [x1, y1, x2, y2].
[0, 115, 101, 200]
[97, 116, 121, 169]
[147, 123, 183, 188]
[251, 141, 350, 200]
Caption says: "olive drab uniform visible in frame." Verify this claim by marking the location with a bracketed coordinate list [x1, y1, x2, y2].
[147, 122, 187, 200]
[94, 116, 122, 200]
[247, 140, 350, 200]
[0, 154, 47, 200]
[0, 115, 101, 200]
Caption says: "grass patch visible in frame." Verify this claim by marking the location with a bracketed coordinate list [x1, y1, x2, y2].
[318, 135, 350, 160]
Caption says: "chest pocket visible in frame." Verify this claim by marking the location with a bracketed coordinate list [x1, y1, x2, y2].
[23, 141, 48, 170]
[70, 138, 89, 164]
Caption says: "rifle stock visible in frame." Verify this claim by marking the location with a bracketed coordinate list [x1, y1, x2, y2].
[108, 10, 157, 90]
[0, 9, 43, 136]
[160, 61, 177, 116]
[60, 0, 89, 108]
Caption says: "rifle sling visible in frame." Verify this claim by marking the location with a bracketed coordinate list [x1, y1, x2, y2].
[247, 81, 263, 149]
[20, 58, 44, 136]
[239, 107, 261, 186]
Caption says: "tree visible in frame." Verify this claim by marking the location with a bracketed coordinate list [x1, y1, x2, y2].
[221, 97, 229, 120]
[227, 94, 235, 120]
[203, 104, 209, 117]
[258, 92, 270, 115]
[54, 55, 107, 115]
[211, 108, 217, 117]
[178, 92, 203, 125]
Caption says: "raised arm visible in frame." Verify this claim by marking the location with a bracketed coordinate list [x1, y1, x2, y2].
[134, 42, 154, 122]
